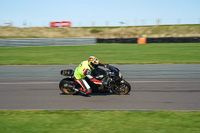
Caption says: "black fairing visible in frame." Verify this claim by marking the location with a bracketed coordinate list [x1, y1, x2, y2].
[107, 65, 121, 81]
[92, 65, 122, 87]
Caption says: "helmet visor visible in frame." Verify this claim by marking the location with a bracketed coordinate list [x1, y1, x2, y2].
[93, 58, 99, 65]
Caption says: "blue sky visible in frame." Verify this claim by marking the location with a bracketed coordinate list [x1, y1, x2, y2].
[0, 0, 199, 27]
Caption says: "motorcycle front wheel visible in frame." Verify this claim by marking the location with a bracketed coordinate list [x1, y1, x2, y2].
[111, 80, 131, 95]
[59, 79, 79, 95]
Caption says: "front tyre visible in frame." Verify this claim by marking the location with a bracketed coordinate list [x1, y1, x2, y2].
[59, 79, 79, 95]
[111, 80, 131, 95]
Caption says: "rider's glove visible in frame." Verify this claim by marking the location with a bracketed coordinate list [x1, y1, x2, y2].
[104, 64, 109, 68]
[90, 78, 102, 85]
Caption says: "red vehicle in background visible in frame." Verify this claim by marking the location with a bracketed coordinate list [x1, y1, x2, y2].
[50, 21, 71, 27]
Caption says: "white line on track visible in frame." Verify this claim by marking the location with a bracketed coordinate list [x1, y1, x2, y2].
[0, 80, 199, 85]
[0, 82, 58, 85]
[128, 81, 200, 83]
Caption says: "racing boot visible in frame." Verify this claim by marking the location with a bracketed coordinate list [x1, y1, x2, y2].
[79, 87, 91, 96]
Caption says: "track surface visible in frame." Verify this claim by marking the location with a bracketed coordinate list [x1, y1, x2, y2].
[0, 65, 200, 110]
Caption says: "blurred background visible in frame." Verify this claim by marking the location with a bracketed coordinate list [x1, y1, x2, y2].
[0, 0, 199, 39]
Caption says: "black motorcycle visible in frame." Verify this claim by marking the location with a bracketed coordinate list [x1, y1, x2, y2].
[59, 65, 131, 95]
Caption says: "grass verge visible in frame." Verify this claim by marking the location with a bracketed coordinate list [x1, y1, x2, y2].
[0, 24, 200, 38]
[0, 43, 200, 65]
[0, 110, 200, 133]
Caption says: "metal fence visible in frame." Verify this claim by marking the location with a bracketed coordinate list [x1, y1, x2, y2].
[0, 38, 96, 47]
[1, 18, 200, 27]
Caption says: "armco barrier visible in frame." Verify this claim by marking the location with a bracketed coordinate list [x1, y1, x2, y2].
[147, 37, 200, 43]
[0, 38, 96, 47]
[97, 38, 138, 43]
[97, 37, 200, 43]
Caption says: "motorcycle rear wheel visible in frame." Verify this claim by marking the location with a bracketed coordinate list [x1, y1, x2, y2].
[59, 79, 79, 95]
[111, 80, 131, 95]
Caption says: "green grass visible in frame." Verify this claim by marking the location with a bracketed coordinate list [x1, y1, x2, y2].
[0, 110, 200, 133]
[0, 43, 200, 65]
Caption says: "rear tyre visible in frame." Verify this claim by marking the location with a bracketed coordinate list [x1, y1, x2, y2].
[111, 80, 131, 95]
[59, 79, 79, 95]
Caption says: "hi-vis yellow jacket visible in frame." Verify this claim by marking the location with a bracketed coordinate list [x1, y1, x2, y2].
[74, 60, 93, 80]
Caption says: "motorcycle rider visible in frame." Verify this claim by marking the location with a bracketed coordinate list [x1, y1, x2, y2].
[74, 56, 108, 95]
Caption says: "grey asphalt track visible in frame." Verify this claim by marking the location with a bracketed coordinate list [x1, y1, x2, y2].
[0, 64, 200, 110]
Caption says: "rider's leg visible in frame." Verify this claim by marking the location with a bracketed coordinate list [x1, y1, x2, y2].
[75, 79, 91, 95]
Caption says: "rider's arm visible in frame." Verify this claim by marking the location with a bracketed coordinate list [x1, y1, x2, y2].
[83, 69, 102, 85]
[98, 62, 105, 66]
[98, 62, 109, 68]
